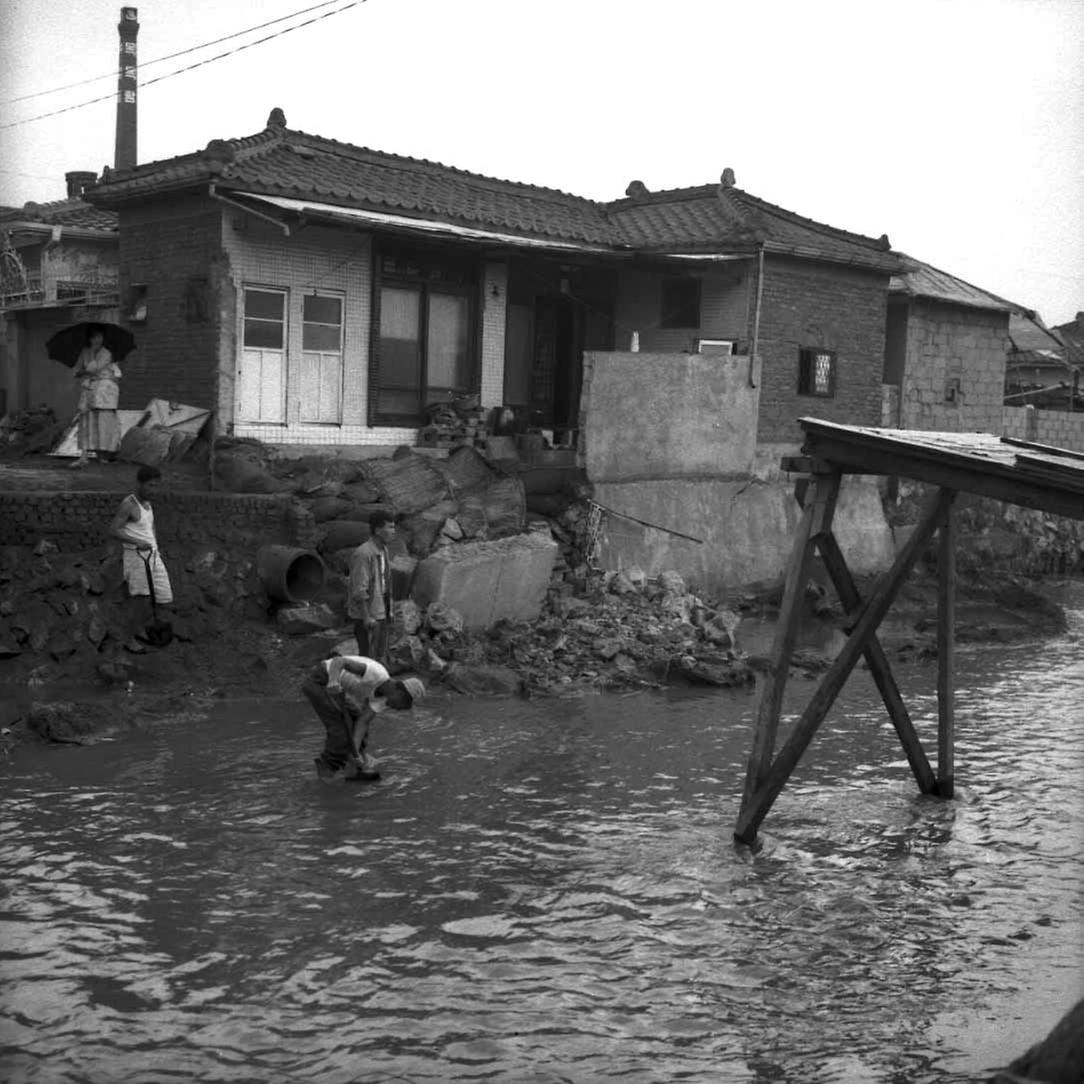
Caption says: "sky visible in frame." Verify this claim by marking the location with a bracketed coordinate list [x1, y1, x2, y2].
[1, 0, 1081, 325]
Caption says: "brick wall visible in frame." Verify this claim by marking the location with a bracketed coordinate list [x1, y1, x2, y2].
[0, 490, 316, 551]
[613, 265, 751, 353]
[118, 196, 224, 411]
[1002, 404, 1084, 453]
[899, 300, 1009, 432]
[755, 256, 888, 444]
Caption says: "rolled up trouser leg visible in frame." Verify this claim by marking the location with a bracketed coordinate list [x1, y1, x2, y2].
[302, 679, 353, 770]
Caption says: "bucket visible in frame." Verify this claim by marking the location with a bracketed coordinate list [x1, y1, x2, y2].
[257, 546, 326, 603]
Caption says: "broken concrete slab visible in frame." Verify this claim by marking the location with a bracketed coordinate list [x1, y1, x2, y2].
[276, 603, 339, 635]
[412, 534, 558, 630]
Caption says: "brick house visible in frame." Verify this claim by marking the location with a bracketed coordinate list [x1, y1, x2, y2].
[83, 110, 902, 452]
[0, 172, 119, 420]
[885, 257, 1025, 433]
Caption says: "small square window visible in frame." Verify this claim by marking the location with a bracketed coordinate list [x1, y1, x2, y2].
[798, 348, 836, 397]
[660, 277, 701, 329]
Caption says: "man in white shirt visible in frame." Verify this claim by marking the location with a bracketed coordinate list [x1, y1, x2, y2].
[302, 653, 425, 782]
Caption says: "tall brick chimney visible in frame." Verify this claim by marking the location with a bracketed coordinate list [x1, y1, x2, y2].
[114, 6, 139, 171]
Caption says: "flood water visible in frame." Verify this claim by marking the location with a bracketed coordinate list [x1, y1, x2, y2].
[2, 587, 1082, 1083]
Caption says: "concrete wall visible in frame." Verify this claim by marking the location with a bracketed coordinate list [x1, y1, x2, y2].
[755, 256, 889, 445]
[591, 476, 893, 596]
[579, 350, 761, 481]
[1002, 404, 1084, 453]
[898, 300, 1009, 433]
[612, 263, 751, 353]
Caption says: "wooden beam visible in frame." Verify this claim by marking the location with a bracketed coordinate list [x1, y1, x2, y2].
[735, 487, 951, 844]
[817, 530, 938, 795]
[800, 433, 1084, 521]
[937, 492, 957, 798]
[740, 471, 841, 812]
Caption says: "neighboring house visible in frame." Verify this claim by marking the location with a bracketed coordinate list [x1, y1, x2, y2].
[1007, 312, 1083, 411]
[1051, 312, 1084, 367]
[82, 108, 902, 454]
[0, 171, 119, 420]
[885, 257, 1023, 433]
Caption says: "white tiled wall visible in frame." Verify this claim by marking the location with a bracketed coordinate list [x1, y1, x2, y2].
[480, 261, 508, 407]
[221, 219, 511, 445]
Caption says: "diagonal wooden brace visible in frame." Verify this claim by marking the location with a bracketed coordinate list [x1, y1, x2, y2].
[741, 471, 842, 810]
[817, 531, 937, 794]
[735, 487, 953, 844]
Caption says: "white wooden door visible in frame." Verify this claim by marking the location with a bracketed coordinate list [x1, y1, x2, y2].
[238, 287, 287, 423]
[299, 293, 343, 423]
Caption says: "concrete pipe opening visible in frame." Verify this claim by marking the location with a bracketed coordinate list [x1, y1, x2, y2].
[257, 546, 326, 603]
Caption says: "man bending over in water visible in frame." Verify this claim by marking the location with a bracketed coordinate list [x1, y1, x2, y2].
[302, 653, 425, 782]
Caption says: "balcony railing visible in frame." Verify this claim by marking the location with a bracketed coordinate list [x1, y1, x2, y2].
[1, 274, 119, 310]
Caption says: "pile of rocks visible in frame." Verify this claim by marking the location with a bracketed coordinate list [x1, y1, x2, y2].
[0, 537, 267, 689]
[369, 566, 753, 697]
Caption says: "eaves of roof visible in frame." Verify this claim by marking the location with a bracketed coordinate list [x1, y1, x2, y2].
[84, 123, 898, 271]
[890, 256, 1024, 314]
[0, 198, 117, 232]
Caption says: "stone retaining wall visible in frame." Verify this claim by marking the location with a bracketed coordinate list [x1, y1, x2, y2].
[0, 490, 317, 551]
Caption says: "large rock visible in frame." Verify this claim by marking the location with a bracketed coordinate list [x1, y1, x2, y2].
[276, 603, 339, 635]
[412, 534, 558, 630]
[318, 519, 371, 554]
[24, 701, 132, 744]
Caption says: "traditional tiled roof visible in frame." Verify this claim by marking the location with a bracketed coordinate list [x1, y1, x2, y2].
[85, 126, 613, 245]
[0, 197, 117, 232]
[890, 256, 1023, 313]
[608, 183, 899, 269]
[84, 120, 901, 270]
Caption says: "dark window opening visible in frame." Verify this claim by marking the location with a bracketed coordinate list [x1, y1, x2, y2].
[798, 347, 837, 397]
[372, 248, 478, 425]
[660, 276, 701, 329]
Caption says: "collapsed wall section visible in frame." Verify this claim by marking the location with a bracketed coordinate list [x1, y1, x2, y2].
[412, 533, 558, 629]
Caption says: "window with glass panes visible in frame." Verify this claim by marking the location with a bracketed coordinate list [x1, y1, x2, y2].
[798, 347, 837, 398]
[372, 250, 477, 424]
[300, 293, 344, 423]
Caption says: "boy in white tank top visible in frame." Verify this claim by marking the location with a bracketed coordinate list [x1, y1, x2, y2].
[110, 464, 174, 623]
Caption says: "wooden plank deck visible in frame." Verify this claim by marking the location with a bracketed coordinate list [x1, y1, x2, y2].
[795, 419, 1084, 519]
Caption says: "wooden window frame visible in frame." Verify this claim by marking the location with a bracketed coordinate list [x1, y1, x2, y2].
[798, 347, 837, 398]
[369, 245, 480, 427]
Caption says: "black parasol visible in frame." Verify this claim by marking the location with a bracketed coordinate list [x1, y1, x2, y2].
[46, 322, 137, 368]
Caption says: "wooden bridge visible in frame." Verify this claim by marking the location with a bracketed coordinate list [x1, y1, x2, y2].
[735, 418, 1084, 846]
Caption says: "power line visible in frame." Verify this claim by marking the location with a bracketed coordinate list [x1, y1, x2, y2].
[0, 2, 362, 130]
[1, 0, 345, 105]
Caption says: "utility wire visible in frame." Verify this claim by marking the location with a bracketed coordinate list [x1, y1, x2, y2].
[0, 2, 362, 130]
[1, 0, 345, 105]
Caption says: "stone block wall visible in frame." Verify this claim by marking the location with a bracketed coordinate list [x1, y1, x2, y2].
[755, 256, 888, 444]
[1002, 404, 1084, 453]
[899, 300, 1009, 432]
[0, 491, 316, 552]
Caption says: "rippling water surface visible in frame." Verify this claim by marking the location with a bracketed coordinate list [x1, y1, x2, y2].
[2, 587, 1082, 1083]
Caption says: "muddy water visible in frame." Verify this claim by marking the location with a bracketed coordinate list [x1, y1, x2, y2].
[2, 588, 1082, 1083]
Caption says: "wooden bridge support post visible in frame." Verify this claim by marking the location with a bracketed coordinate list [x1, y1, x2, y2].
[735, 487, 953, 845]
[739, 470, 841, 828]
[937, 490, 957, 798]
